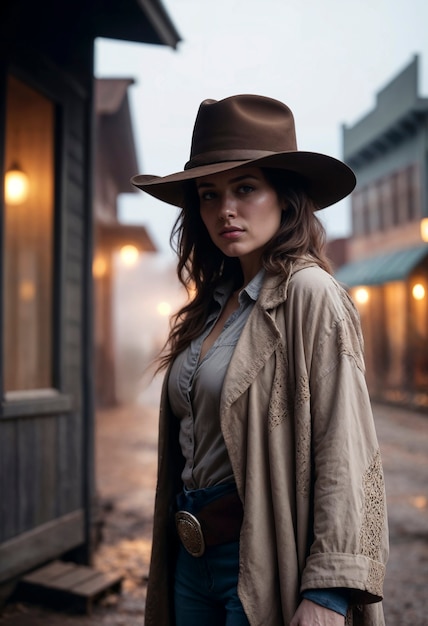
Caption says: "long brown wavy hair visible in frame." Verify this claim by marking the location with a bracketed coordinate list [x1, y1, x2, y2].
[156, 167, 332, 371]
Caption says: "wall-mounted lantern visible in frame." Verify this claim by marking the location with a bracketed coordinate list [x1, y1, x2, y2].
[355, 287, 369, 304]
[119, 244, 139, 267]
[412, 283, 425, 301]
[421, 218, 428, 242]
[4, 162, 29, 205]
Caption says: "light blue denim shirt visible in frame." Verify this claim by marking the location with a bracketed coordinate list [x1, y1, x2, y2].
[168, 270, 265, 489]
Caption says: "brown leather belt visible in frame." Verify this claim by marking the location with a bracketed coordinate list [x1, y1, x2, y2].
[175, 490, 243, 557]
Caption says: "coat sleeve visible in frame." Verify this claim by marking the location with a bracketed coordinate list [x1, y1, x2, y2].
[289, 270, 389, 606]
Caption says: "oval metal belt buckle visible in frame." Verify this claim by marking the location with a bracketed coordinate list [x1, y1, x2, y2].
[175, 510, 205, 557]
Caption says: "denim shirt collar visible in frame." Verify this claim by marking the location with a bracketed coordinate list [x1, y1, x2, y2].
[213, 268, 265, 307]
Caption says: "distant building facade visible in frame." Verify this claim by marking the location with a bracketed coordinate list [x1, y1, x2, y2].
[336, 56, 428, 410]
[94, 78, 157, 408]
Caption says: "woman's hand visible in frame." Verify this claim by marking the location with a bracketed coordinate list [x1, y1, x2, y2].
[290, 599, 345, 625]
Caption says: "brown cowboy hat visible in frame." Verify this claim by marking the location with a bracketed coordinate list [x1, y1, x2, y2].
[131, 94, 356, 209]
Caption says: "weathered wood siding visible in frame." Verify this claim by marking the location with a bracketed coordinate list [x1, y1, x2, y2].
[0, 55, 91, 583]
[0, 413, 83, 540]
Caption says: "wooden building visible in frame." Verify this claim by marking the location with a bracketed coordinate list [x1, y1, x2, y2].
[0, 0, 179, 591]
[337, 56, 428, 410]
[94, 78, 157, 408]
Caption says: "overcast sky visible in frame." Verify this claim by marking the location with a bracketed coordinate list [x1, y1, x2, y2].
[95, 0, 428, 258]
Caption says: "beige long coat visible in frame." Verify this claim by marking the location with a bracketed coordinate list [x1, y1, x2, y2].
[144, 262, 389, 626]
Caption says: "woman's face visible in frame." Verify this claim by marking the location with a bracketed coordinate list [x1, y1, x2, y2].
[197, 167, 282, 278]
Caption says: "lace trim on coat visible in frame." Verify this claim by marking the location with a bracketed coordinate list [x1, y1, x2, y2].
[295, 375, 311, 497]
[268, 346, 289, 432]
[366, 560, 385, 598]
[335, 318, 365, 374]
[359, 449, 386, 597]
[267, 347, 311, 495]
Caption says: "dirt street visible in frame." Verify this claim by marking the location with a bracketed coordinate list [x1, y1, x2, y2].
[1, 389, 427, 625]
[374, 403, 428, 625]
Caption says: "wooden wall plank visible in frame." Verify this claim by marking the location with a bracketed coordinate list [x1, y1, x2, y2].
[65, 323, 81, 347]
[67, 212, 83, 240]
[57, 413, 82, 517]
[68, 232, 83, 261]
[35, 416, 57, 526]
[67, 179, 84, 215]
[62, 367, 83, 401]
[0, 510, 84, 584]
[0, 420, 18, 542]
[65, 283, 82, 324]
[66, 258, 83, 283]
[17, 418, 38, 534]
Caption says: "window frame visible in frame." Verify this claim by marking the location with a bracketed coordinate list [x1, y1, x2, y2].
[0, 57, 72, 418]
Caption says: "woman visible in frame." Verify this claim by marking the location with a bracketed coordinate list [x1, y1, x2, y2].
[132, 95, 388, 626]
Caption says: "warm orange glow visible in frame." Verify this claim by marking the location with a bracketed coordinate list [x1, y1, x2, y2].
[4, 166, 29, 205]
[421, 218, 428, 242]
[157, 301, 172, 317]
[19, 280, 36, 301]
[412, 283, 425, 301]
[355, 287, 369, 304]
[410, 495, 427, 509]
[120, 244, 139, 266]
[93, 255, 108, 278]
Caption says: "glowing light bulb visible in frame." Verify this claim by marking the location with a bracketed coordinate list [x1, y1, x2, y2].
[5, 166, 29, 205]
[120, 244, 139, 266]
[412, 284, 425, 301]
[355, 288, 369, 304]
[421, 218, 428, 242]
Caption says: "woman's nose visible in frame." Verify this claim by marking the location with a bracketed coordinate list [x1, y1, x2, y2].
[218, 193, 237, 219]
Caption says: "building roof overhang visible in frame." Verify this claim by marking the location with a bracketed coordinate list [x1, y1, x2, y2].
[98, 222, 157, 252]
[95, 78, 139, 194]
[335, 243, 428, 288]
[93, 0, 181, 48]
[0, 0, 181, 52]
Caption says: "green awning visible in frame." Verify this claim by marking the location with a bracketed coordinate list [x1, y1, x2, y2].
[335, 243, 428, 287]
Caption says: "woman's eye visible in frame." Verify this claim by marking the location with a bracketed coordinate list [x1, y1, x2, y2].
[238, 185, 254, 194]
[199, 191, 216, 201]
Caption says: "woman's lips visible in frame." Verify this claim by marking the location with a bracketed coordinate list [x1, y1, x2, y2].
[220, 227, 244, 239]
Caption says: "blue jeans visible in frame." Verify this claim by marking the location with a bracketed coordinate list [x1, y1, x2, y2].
[174, 484, 250, 626]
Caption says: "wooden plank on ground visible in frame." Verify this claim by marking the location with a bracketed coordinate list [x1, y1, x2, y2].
[22, 560, 75, 584]
[46, 566, 99, 590]
[72, 571, 122, 596]
[19, 560, 123, 614]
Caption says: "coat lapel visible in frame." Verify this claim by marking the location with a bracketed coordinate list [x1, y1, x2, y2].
[221, 273, 287, 409]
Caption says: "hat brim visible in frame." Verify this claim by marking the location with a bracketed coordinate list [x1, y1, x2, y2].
[131, 151, 356, 210]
